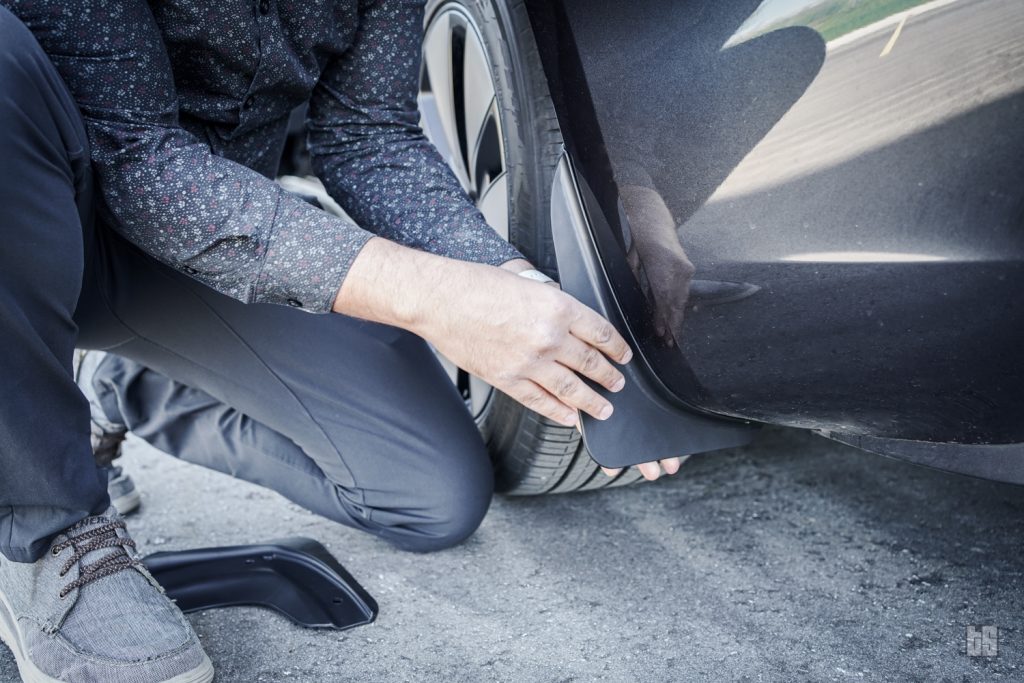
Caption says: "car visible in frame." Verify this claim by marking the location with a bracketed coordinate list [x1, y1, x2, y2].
[282, 0, 1024, 495]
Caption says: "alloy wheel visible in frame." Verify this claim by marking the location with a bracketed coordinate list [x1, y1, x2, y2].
[419, 3, 509, 418]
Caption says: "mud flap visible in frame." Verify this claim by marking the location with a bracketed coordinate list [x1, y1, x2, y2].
[143, 537, 377, 630]
[550, 152, 759, 468]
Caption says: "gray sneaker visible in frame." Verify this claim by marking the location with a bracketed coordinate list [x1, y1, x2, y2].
[74, 350, 129, 466]
[74, 351, 141, 516]
[102, 465, 142, 517]
[0, 510, 214, 683]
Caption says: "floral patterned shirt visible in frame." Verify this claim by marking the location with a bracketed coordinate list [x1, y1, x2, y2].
[5, 0, 522, 311]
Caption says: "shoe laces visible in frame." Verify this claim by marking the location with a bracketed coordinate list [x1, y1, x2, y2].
[51, 518, 140, 599]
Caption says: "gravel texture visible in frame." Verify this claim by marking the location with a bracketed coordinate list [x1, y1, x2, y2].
[2, 427, 1021, 682]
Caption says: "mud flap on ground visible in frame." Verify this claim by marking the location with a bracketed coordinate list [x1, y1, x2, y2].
[143, 537, 377, 630]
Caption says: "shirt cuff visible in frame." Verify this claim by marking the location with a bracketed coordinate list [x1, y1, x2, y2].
[253, 193, 374, 312]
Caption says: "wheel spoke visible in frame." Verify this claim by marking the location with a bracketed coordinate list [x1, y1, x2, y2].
[422, 15, 471, 190]
[420, 4, 510, 417]
[462, 27, 496, 193]
[476, 171, 508, 240]
[418, 92, 456, 167]
[468, 374, 492, 415]
[436, 351, 460, 385]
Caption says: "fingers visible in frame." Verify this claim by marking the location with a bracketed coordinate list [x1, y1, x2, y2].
[603, 459, 682, 479]
[558, 338, 626, 393]
[636, 457, 683, 481]
[567, 304, 632, 365]
[661, 456, 682, 475]
[535, 363, 614, 421]
[637, 461, 662, 481]
[506, 380, 576, 427]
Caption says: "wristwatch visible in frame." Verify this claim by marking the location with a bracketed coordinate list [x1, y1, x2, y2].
[516, 268, 557, 286]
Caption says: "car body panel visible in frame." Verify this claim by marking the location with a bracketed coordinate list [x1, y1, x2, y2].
[525, 0, 1024, 444]
[551, 152, 760, 467]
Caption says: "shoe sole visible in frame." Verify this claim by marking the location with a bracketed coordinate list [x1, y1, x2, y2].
[0, 589, 214, 683]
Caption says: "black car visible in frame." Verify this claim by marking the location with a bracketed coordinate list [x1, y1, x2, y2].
[285, 0, 1024, 494]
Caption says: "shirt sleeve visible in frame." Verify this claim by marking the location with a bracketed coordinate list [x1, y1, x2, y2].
[307, 0, 524, 266]
[7, 0, 373, 312]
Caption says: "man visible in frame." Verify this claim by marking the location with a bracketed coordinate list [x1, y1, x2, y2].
[0, 1, 679, 681]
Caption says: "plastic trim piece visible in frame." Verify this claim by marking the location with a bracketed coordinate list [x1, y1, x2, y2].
[829, 432, 1024, 485]
[143, 537, 378, 630]
[550, 152, 759, 468]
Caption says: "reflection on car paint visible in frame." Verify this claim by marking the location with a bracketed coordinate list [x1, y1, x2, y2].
[527, 0, 1024, 443]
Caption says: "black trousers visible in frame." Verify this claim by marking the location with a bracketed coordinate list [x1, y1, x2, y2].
[0, 7, 492, 563]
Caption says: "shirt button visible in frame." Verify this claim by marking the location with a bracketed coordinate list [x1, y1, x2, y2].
[287, 299, 303, 308]
[259, 0, 270, 14]
[243, 95, 256, 109]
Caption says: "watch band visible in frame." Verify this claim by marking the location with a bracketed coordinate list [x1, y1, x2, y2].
[516, 268, 556, 285]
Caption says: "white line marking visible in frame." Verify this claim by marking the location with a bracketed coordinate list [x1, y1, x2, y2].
[880, 14, 909, 57]
[827, 0, 960, 53]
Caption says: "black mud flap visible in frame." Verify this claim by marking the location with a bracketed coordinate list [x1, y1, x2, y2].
[550, 152, 759, 468]
[142, 537, 377, 631]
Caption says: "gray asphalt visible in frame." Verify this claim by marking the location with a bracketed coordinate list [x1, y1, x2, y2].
[2, 427, 1021, 682]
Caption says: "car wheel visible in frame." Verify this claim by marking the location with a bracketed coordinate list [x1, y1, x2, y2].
[419, 0, 645, 494]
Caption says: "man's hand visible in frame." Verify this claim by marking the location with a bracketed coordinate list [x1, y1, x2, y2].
[334, 239, 686, 479]
[334, 239, 630, 426]
[499, 262, 686, 481]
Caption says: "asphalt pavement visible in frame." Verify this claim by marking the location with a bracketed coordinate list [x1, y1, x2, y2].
[2, 427, 1021, 682]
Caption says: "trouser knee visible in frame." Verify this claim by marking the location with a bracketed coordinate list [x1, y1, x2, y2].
[394, 475, 494, 553]
[338, 444, 495, 554]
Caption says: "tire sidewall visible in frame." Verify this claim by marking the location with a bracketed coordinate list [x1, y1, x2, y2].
[422, 0, 551, 271]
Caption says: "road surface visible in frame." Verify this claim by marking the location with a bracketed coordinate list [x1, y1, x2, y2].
[3, 427, 1021, 682]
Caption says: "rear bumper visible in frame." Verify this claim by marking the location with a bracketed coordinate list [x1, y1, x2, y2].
[829, 433, 1024, 486]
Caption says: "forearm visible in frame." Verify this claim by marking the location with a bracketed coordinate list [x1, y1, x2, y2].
[333, 237, 489, 330]
[497, 258, 533, 274]
[333, 234, 536, 322]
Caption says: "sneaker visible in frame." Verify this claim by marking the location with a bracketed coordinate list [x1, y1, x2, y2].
[73, 350, 129, 468]
[102, 465, 142, 517]
[0, 509, 214, 683]
[89, 418, 127, 470]
[74, 351, 141, 516]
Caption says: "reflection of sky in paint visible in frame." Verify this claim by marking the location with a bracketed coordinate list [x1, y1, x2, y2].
[736, 0, 830, 37]
[725, 0, 941, 48]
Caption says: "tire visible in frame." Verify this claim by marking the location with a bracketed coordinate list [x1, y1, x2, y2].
[422, 0, 645, 495]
